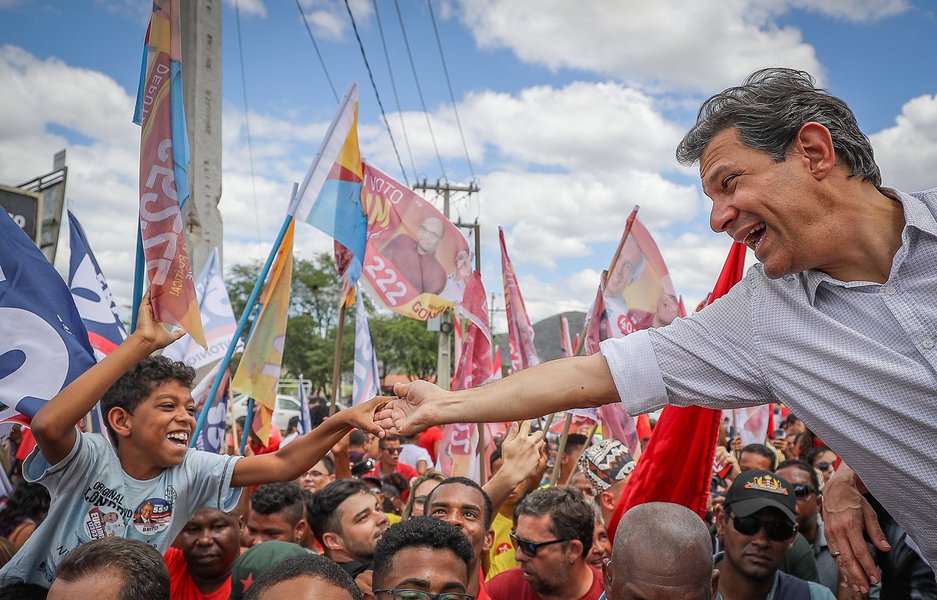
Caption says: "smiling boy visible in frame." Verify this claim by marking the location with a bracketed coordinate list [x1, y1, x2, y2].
[0, 294, 385, 588]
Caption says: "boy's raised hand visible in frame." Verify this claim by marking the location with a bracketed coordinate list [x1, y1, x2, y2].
[133, 290, 185, 352]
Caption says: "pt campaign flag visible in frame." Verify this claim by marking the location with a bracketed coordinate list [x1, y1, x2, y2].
[360, 163, 472, 320]
[499, 228, 539, 372]
[133, 0, 205, 348]
[0, 210, 96, 418]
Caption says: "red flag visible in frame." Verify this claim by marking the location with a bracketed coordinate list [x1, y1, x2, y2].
[608, 241, 747, 539]
[437, 273, 494, 481]
[499, 228, 540, 371]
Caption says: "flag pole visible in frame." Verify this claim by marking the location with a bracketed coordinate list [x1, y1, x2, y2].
[130, 225, 145, 332]
[190, 205, 297, 446]
[330, 300, 349, 416]
[239, 398, 254, 455]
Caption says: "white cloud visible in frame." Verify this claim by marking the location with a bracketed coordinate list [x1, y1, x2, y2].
[298, 0, 372, 40]
[223, 0, 266, 19]
[871, 94, 937, 193]
[458, 0, 823, 91]
[782, 0, 910, 22]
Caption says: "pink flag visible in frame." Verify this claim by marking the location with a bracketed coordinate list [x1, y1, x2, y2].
[559, 315, 573, 358]
[436, 273, 494, 481]
[499, 228, 540, 372]
[360, 163, 471, 320]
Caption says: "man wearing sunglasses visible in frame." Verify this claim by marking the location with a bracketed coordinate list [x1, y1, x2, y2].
[372, 516, 476, 600]
[487, 487, 604, 600]
[715, 471, 835, 600]
[366, 436, 420, 484]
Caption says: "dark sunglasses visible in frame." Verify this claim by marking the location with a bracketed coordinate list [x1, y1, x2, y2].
[375, 590, 474, 600]
[732, 516, 795, 542]
[792, 483, 816, 499]
[510, 531, 571, 557]
[816, 461, 833, 471]
[382, 446, 403, 454]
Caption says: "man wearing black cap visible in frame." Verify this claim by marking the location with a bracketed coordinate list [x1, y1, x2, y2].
[715, 470, 835, 600]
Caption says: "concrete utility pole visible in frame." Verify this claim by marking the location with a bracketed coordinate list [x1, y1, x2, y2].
[181, 0, 224, 273]
[412, 180, 480, 390]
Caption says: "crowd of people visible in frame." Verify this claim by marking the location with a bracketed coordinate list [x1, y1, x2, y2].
[0, 66, 934, 599]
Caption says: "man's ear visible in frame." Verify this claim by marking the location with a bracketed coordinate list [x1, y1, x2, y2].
[295, 519, 310, 544]
[483, 528, 494, 553]
[322, 531, 344, 552]
[711, 568, 720, 600]
[108, 407, 133, 439]
[714, 506, 726, 538]
[795, 122, 836, 180]
[600, 490, 616, 513]
[566, 539, 584, 562]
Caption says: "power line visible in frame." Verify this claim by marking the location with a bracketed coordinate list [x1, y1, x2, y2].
[233, 0, 263, 258]
[295, 0, 339, 104]
[343, 0, 410, 186]
[426, 0, 476, 183]
[393, 0, 448, 183]
[372, 0, 418, 182]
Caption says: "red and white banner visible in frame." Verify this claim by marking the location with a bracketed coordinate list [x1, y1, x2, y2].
[360, 163, 471, 320]
[499, 228, 540, 372]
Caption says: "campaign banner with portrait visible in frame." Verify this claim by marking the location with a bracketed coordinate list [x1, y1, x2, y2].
[603, 216, 678, 338]
[360, 163, 471, 320]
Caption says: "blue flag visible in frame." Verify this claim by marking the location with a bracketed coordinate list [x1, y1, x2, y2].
[191, 362, 229, 454]
[0, 210, 96, 418]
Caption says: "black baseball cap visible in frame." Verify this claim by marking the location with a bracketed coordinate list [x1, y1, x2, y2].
[724, 470, 796, 524]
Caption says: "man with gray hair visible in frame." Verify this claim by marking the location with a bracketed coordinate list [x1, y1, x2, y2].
[381, 67, 936, 593]
[602, 502, 717, 600]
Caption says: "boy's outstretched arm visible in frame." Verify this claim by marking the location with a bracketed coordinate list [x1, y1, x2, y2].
[31, 292, 183, 465]
[230, 396, 387, 488]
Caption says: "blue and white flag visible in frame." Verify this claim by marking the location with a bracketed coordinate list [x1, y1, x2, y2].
[162, 247, 237, 369]
[0, 209, 96, 418]
[191, 361, 229, 454]
[297, 375, 312, 435]
[67, 207, 128, 358]
[352, 291, 381, 406]
[67, 206, 126, 435]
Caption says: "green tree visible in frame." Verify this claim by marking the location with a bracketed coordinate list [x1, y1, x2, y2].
[370, 313, 439, 381]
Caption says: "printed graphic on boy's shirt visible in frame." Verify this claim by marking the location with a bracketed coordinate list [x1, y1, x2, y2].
[133, 498, 172, 534]
[84, 506, 125, 539]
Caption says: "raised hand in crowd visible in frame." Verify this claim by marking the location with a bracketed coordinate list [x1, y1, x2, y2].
[482, 421, 546, 511]
[713, 445, 740, 482]
[822, 463, 889, 595]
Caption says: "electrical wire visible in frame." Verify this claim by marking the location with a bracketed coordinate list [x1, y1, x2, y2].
[343, 0, 410, 186]
[426, 0, 476, 183]
[393, 0, 448, 183]
[295, 0, 339, 104]
[234, 0, 263, 258]
[372, 0, 418, 182]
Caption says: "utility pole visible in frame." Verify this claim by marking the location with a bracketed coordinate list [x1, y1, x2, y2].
[412, 180, 479, 390]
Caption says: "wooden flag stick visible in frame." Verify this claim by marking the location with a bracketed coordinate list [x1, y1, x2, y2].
[330, 300, 349, 417]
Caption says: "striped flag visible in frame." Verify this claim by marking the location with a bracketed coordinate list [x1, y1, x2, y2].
[297, 375, 312, 435]
[230, 221, 295, 445]
[351, 291, 381, 406]
[289, 83, 366, 299]
[132, 0, 205, 347]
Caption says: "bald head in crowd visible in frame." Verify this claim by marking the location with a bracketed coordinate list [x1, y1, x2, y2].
[605, 502, 718, 600]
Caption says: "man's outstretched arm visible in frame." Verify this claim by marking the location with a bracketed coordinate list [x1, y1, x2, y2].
[376, 353, 619, 435]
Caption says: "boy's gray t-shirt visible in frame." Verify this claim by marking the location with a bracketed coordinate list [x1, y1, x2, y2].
[0, 432, 242, 587]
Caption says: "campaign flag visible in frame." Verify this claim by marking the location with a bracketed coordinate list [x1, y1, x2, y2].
[608, 241, 747, 539]
[453, 315, 463, 376]
[290, 83, 366, 299]
[352, 292, 381, 406]
[297, 375, 312, 435]
[231, 221, 295, 445]
[491, 346, 502, 381]
[360, 163, 471, 320]
[191, 362, 229, 454]
[499, 228, 540, 372]
[560, 315, 574, 358]
[162, 248, 237, 369]
[132, 0, 205, 348]
[736, 405, 771, 446]
[0, 210, 96, 418]
[67, 207, 127, 435]
[67, 207, 128, 358]
[437, 273, 494, 481]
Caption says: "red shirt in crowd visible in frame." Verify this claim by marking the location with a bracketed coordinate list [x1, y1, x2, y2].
[365, 461, 419, 482]
[486, 566, 604, 600]
[417, 426, 443, 464]
[164, 547, 231, 600]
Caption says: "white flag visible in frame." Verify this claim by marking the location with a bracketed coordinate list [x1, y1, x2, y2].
[352, 292, 381, 406]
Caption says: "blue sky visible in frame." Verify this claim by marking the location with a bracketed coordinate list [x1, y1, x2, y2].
[1, 0, 936, 331]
